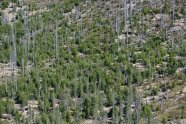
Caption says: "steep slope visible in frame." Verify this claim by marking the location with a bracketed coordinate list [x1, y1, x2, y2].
[0, 0, 185, 124]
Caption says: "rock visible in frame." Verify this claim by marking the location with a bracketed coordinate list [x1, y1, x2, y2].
[27, 100, 38, 108]
[183, 86, 186, 97]
[72, 8, 76, 14]
[152, 14, 170, 26]
[118, 34, 126, 40]
[2, 9, 16, 23]
[84, 120, 94, 124]
[2, 114, 13, 120]
[176, 67, 186, 73]
[81, 13, 87, 18]
[133, 63, 145, 71]
[103, 106, 112, 113]
[171, 26, 182, 32]
[172, 19, 185, 31]
[78, 52, 86, 58]
[14, 104, 21, 110]
[152, 14, 167, 21]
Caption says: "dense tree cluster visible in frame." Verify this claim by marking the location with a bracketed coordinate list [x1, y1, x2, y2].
[0, 0, 185, 123]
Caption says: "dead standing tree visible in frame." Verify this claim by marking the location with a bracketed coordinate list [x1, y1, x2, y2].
[54, 21, 59, 61]
[134, 88, 141, 124]
[124, 0, 129, 47]
[11, 23, 18, 95]
[126, 87, 132, 124]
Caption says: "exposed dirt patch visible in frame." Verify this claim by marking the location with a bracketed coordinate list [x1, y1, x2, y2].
[0, 62, 18, 83]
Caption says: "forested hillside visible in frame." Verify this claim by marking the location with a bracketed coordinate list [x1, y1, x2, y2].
[0, 0, 186, 124]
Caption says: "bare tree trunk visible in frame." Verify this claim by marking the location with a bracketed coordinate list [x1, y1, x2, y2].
[129, 0, 132, 24]
[112, 93, 115, 124]
[52, 92, 56, 123]
[3, 62, 8, 93]
[171, 0, 175, 26]
[22, 58, 24, 77]
[134, 93, 141, 124]
[125, 0, 129, 47]
[54, 21, 59, 61]
[74, 71, 78, 123]
[126, 88, 132, 124]
[116, 10, 119, 34]
[86, 72, 90, 97]
[11, 24, 17, 93]
[160, 0, 163, 27]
